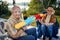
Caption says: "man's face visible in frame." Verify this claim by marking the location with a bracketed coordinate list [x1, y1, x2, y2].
[12, 8, 21, 19]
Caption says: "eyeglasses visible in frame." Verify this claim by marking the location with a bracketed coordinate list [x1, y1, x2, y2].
[47, 10, 52, 12]
[13, 10, 21, 14]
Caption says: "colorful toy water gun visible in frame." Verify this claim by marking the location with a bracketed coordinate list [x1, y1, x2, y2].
[35, 14, 41, 20]
[35, 13, 46, 20]
[15, 16, 35, 29]
[15, 12, 47, 29]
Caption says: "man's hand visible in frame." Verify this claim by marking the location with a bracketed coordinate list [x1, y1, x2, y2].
[22, 26, 27, 30]
[11, 29, 24, 39]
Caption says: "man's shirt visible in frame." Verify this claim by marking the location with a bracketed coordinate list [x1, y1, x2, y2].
[5, 16, 27, 36]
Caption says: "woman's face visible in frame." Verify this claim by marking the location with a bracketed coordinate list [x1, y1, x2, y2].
[46, 7, 53, 15]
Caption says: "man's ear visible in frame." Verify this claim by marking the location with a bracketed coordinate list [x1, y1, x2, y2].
[11, 9, 13, 14]
[11, 10, 14, 15]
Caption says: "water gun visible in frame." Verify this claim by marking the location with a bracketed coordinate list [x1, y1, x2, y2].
[35, 14, 41, 20]
[15, 16, 35, 29]
[35, 13, 46, 20]
[15, 14, 46, 29]
[41, 11, 47, 17]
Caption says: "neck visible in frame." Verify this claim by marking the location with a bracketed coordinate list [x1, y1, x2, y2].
[11, 15, 19, 20]
[47, 13, 52, 15]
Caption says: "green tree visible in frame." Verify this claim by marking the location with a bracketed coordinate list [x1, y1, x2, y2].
[0, 1, 11, 18]
[27, 0, 44, 15]
[42, 0, 56, 8]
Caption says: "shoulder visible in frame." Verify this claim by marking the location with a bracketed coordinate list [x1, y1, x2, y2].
[51, 14, 56, 18]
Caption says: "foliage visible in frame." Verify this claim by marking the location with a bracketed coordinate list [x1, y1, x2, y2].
[0, 1, 11, 18]
[27, 0, 44, 15]
[55, 10, 60, 15]
[42, 0, 56, 9]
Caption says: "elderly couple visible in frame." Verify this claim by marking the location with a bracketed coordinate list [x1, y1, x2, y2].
[0, 5, 59, 40]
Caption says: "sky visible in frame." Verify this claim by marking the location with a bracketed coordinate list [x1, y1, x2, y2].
[2, 0, 31, 3]
[2, 0, 31, 10]
[2, 0, 60, 10]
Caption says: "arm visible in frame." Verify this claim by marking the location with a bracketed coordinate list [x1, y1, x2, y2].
[6, 22, 25, 39]
[11, 29, 24, 38]
[45, 15, 56, 26]
[39, 18, 45, 25]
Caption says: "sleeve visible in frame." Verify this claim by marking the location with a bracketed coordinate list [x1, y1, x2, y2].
[52, 15, 56, 23]
[6, 22, 16, 36]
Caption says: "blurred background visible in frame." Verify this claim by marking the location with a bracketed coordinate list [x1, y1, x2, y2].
[0, 0, 60, 27]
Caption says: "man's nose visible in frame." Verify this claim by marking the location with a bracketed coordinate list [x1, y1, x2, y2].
[16, 12, 20, 15]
